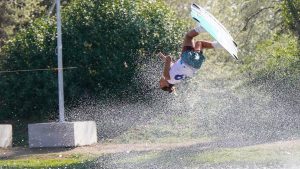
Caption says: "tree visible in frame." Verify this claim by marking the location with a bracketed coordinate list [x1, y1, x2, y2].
[164, 0, 299, 81]
[0, 0, 47, 48]
[0, 1, 15, 47]
[236, 0, 300, 81]
[0, 0, 187, 120]
[282, 0, 300, 43]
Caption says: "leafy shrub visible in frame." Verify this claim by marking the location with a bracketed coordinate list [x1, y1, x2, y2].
[281, 0, 300, 37]
[0, 0, 187, 120]
[240, 33, 299, 82]
[0, 19, 58, 120]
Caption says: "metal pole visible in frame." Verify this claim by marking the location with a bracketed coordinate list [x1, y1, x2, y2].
[56, 0, 65, 122]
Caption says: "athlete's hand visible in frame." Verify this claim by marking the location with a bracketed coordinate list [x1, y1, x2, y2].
[158, 52, 166, 62]
[165, 55, 172, 63]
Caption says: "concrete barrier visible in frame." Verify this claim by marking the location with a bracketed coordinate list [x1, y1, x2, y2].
[0, 124, 12, 148]
[28, 121, 97, 148]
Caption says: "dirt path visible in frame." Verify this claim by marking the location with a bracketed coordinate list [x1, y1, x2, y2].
[0, 139, 209, 160]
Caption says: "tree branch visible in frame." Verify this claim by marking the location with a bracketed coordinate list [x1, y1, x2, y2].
[242, 6, 275, 31]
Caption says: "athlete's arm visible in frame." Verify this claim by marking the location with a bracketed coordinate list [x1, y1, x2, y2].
[163, 55, 172, 80]
[158, 52, 166, 62]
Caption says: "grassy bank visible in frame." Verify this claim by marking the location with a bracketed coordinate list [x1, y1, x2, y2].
[192, 141, 300, 165]
[0, 153, 95, 169]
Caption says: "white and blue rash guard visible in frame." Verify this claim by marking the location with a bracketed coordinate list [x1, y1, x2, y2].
[167, 58, 198, 85]
[166, 25, 222, 85]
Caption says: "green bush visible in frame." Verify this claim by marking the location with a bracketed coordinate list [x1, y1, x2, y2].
[240, 33, 299, 82]
[0, 0, 186, 120]
[281, 0, 300, 37]
[0, 19, 58, 120]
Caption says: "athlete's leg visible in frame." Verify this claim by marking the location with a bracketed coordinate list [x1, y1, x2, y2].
[194, 41, 223, 51]
[182, 29, 198, 48]
[182, 25, 206, 50]
[194, 41, 214, 51]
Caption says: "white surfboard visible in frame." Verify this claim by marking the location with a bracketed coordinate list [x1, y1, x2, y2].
[191, 3, 238, 60]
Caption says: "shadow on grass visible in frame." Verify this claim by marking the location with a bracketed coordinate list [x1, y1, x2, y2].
[85, 137, 300, 169]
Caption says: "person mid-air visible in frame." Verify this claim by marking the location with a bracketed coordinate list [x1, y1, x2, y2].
[159, 25, 223, 93]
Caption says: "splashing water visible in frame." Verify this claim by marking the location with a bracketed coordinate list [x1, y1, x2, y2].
[66, 57, 300, 169]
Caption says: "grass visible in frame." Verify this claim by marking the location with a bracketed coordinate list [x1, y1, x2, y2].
[191, 142, 300, 165]
[0, 159, 83, 169]
[116, 151, 161, 164]
[151, 136, 213, 144]
[0, 153, 95, 169]
[110, 112, 213, 144]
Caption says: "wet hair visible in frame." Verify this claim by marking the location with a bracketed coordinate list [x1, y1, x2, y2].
[161, 84, 174, 93]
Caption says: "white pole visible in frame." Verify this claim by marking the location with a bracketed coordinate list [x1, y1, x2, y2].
[56, 0, 65, 122]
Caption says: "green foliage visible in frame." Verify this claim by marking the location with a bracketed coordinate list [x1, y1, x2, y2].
[61, 0, 186, 91]
[0, 0, 186, 120]
[0, 0, 47, 48]
[281, 0, 300, 34]
[0, 18, 58, 120]
[241, 34, 299, 81]
[0, 158, 88, 169]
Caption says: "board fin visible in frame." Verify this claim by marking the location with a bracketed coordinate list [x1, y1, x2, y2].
[192, 17, 200, 23]
[192, 3, 200, 9]
[233, 41, 238, 47]
[233, 54, 238, 60]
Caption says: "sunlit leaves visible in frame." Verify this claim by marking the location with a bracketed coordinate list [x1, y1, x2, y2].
[241, 33, 299, 80]
[0, 0, 47, 47]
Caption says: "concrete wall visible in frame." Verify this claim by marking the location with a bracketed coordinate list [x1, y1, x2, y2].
[28, 121, 97, 148]
[0, 124, 12, 148]
[74, 121, 97, 146]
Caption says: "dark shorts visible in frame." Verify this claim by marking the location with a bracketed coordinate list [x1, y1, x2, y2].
[181, 46, 205, 69]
